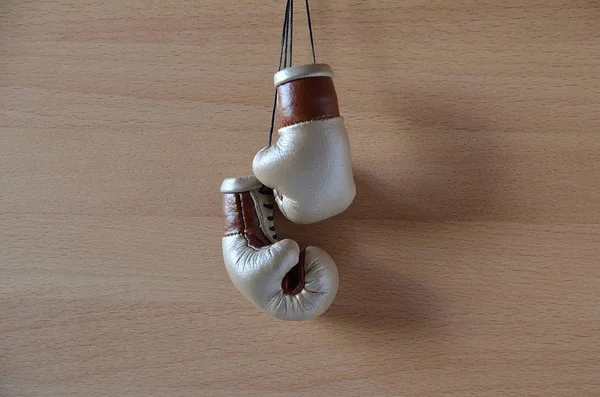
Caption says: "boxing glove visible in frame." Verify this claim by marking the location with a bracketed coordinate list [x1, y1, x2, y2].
[221, 175, 339, 321]
[253, 63, 356, 224]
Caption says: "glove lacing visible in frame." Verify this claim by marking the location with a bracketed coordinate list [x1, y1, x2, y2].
[258, 185, 278, 241]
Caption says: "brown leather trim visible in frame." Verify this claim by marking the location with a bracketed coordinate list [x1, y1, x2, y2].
[281, 249, 306, 295]
[222, 191, 270, 250]
[239, 192, 271, 249]
[223, 193, 243, 236]
[277, 76, 340, 128]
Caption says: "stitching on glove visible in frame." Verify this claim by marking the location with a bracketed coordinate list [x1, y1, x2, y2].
[224, 232, 243, 237]
[281, 114, 338, 128]
[238, 193, 253, 249]
[239, 194, 263, 252]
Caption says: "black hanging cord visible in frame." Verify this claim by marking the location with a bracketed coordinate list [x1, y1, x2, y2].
[268, 0, 292, 146]
[305, 0, 316, 63]
[267, 0, 317, 146]
[289, 0, 293, 67]
[282, 0, 291, 68]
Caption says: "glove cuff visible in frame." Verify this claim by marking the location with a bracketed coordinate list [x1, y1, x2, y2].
[274, 63, 334, 87]
[275, 63, 340, 128]
[220, 175, 262, 193]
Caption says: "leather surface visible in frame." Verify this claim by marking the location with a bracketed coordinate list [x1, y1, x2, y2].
[277, 76, 340, 127]
[223, 193, 244, 237]
[222, 238, 339, 321]
[221, 177, 339, 321]
[220, 175, 262, 193]
[223, 192, 273, 248]
[273, 63, 334, 87]
[253, 117, 356, 224]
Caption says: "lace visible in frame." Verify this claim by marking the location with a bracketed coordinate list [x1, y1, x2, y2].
[258, 185, 277, 240]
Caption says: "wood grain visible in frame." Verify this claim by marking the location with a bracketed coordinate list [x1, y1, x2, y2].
[2, 0, 600, 396]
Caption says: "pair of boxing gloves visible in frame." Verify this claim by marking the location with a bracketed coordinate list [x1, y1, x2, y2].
[221, 64, 355, 321]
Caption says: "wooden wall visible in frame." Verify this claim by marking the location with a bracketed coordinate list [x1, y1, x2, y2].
[2, 1, 599, 395]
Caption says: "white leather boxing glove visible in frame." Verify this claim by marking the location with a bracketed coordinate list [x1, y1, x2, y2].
[221, 176, 339, 321]
[253, 63, 356, 224]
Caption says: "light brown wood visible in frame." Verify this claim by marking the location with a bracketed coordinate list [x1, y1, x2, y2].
[2, 0, 600, 396]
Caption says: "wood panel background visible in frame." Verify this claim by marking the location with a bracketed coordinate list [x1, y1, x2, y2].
[2, 0, 599, 396]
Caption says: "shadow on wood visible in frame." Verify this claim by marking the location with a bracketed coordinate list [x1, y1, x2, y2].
[347, 86, 506, 221]
[317, 89, 507, 340]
